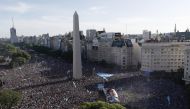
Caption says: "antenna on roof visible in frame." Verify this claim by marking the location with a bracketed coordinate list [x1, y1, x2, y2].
[12, 17, 14, 28]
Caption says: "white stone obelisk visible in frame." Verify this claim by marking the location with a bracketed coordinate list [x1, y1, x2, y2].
[73, 11, 82, 79]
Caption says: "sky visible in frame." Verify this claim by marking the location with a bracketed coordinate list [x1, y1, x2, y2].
[1, 0, 190, 37]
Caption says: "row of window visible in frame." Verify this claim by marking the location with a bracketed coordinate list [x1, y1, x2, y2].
[142, 65, 181, 68]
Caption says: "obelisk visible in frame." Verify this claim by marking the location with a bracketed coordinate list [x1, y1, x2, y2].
[73, 11, 82, 79]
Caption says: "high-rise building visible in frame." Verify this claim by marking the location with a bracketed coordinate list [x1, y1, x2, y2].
[10, 18, 18, 43]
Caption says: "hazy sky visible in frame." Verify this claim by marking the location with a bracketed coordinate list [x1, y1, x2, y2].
[1, 0, 190, 37]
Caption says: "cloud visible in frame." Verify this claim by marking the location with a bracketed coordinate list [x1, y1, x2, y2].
[89, 6, 107, 14]
[0, 2, 31, 13]
[116, 17, 155, 24]
[90, 6, 104, 11]
[13, 18, 73, 36]
[41, 15, 72, 22]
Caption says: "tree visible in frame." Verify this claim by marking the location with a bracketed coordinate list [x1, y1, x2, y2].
[80, 101, 126, 109]
[12, 50, 31, 60]
[0, 89, 21, 109]
[9, 47, 31, 68]
[10, 57, 26, 68]
[5, 44, 17, 55]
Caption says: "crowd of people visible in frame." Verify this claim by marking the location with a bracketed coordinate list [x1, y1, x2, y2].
[105, 76, 188, 109]
[0, 51, 189, 109]
[0, 52, 106, 108]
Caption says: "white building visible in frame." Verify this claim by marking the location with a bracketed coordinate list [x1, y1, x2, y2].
[87, 36, 134, 69]
[143, 30, 151, 41]
[86, 29, 96, 41]
[183, 47, 190, 84]
[141, 42, 190, 72]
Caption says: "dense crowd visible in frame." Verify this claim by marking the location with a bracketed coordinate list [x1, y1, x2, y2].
[0, 51, 189, 109]
[0, 52, 105, 108]
[105, 76, 188, 109]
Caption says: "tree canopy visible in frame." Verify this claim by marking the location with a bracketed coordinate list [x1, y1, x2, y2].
[80, 101, 126, 109]
[0, 89, 21, 109]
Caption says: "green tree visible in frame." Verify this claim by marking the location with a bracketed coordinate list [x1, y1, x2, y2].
[7, 45, 31, 68]
[0, 89, 21, 109]
[80, 101, 126, 109]
[5, 44, 17, 54]
[10, 57, 26, 68]
[13, 50, 31, 60]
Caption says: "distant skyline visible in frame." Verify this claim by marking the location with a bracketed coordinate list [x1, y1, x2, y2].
[1, 0, 190, 37]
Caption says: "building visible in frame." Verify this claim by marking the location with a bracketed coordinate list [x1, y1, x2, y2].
[111, 39, 133, 69]
[17, 36, 24, 43]
[86, 29, 97, 41]
[23, 36, 37, 45]
[10, 27, 18, 43]
[183, 47, 190, 84]
[98, 32, 120, 40]
[176, 29, 190, 41]
[50, 36, 61, 50]
[131, 39, 141, 68]
[87, 34, 134, 69]
[10, 19, 18, 44]
[60, 37, 70, 52]
[143, 30, 151, 41]
[39, 33, 50, 47]
[141, 42, 190, 72]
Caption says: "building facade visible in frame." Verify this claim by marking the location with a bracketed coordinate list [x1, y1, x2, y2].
[39, 33, 50, 47]
[50, 36, 61, 50]
[141, 42, 190, 72]
[143, 30, 151, 41]
[87, 35, 133, 69]
[23, 36, 37, 45]
[183, 47, 190, 84]
[10, 27, 18, 43]
[86, 29, 97, 41]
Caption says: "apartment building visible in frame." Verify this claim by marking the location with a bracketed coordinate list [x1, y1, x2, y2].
[183, 47, 190, 84]
[141, 42, 190, 72]
[87, 37, 133, 69]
